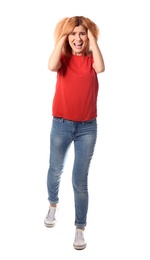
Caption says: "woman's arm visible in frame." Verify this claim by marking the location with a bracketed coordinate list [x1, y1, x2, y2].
[48, 35, 67, 71]
[88, 30, 105, 74]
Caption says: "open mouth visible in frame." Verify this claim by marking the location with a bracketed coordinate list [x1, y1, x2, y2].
[74, 43, 83, 48]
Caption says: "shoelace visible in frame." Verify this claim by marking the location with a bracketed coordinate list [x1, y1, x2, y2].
[47, 207, 56, 220]
[75, 230, 84, 241]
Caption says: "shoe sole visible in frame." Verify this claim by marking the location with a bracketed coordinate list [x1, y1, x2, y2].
[44, 221, 56, 228]
[73, 244, 87, 250]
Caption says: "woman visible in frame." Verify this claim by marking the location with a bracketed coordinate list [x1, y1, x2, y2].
[44, 16, 105, 250]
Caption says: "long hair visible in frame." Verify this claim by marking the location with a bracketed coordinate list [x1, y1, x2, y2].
[53, 16, 100, 57]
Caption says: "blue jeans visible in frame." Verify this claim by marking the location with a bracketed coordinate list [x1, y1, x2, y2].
[47, 117, 97, 229]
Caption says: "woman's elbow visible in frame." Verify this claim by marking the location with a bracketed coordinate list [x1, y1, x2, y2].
[48, 63, 57, 71]
[48, 62, 61, 72]
[48, 65, 56, 71]
[95, 66, 105, 74]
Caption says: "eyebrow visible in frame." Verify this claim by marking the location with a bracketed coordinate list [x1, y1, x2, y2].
[72, 30, 86, 33]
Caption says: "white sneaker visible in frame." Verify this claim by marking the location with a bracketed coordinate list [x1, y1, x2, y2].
[73, 229, 87, 250]
[44, 207, 57, 228]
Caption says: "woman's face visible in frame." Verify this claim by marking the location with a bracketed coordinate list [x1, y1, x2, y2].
[68, 25, 88, 56]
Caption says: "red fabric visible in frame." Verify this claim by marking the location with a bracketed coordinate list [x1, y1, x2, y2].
[52, 54, 99, 121]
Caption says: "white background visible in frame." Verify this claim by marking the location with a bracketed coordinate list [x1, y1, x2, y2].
[0, 0, 150, 259]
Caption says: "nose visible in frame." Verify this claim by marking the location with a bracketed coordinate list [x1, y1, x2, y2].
[75, 33, 81, 40]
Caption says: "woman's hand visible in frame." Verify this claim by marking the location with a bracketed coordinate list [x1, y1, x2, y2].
[87, 29, 105, 73]
[88, 29, 96, 44]
[61, 18, 71, 37]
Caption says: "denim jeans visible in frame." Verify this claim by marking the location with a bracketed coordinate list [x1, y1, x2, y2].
[47, 117, 97, 229]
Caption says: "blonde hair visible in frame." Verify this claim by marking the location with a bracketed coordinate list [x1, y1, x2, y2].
[53, 16, 100, 57]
